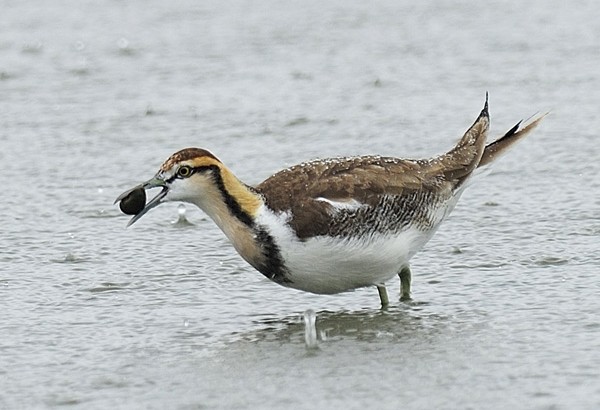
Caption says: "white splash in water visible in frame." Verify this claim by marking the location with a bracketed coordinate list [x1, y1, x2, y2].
[172, 204, 193, 226]
[303, 309, 319, 349]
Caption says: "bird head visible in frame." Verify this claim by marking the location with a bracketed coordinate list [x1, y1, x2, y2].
[115, 148, 261, 227]
[115, 148, 228, 226]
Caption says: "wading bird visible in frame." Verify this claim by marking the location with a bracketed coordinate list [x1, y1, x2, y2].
[116, 97, 544, 306]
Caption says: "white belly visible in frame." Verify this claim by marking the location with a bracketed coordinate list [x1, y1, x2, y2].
[278, 227, 430, 294]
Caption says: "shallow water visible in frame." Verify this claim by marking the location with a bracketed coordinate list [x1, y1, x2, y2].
[2, 0, 599, 409]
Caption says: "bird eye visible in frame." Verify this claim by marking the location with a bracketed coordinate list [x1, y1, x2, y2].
[177, 165, 193, 178]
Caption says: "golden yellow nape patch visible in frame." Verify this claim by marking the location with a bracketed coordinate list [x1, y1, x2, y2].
[218, 166, 262, 217]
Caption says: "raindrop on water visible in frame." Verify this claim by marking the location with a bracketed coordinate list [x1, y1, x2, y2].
[64, 253, 77, 262]
[21, 40, 43, 54]
[117, 37, 129, 49]
[172, 204, 193, 227]
[117, 37, 135, 56]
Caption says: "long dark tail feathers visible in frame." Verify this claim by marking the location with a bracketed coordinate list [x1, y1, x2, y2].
[456, 93, 489, 149]
[440, 95, 491, 181]
[478, 111, 548, 168]
[484, 91, 489, 114]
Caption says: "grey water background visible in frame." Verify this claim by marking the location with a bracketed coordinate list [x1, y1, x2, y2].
[1, 0, 599, 408]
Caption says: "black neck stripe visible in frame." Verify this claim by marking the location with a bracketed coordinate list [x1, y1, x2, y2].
[193, 166, 290, 283]
[199, 165, 255, 227]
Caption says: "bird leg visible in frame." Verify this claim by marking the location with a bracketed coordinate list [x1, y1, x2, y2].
[377, 285, 389, 307]
[399, 266, 412, 301]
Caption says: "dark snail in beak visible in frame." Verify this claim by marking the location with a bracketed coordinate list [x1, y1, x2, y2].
[117, 186, 146, 215]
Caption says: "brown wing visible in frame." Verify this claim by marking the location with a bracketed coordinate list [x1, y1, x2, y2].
[255, 156, 453, 239]
[256, 100, 490, 239]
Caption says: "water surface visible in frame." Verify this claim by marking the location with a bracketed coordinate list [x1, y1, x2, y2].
[1, 0, 599, 408]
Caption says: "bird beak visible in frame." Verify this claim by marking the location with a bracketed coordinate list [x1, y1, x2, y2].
[115, 176, 169, 227]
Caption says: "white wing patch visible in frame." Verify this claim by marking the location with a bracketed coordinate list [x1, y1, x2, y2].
[314, 197, 364, 211]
